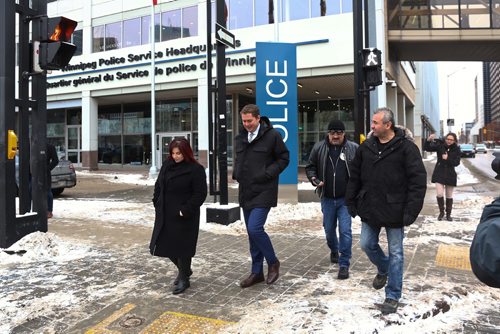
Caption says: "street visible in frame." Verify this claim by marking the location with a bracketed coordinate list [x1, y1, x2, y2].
[1, 155, 499, 334]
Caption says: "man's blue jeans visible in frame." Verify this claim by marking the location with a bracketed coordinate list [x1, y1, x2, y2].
[243, 207, 278, 274]
[320, 197, 352, 268]
[360, 222, 404, 301]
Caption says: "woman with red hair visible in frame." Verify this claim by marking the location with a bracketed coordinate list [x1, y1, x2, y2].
[150, 138, 207, 294]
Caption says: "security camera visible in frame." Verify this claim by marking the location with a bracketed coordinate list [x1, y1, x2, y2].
[391, 82, 397, 88]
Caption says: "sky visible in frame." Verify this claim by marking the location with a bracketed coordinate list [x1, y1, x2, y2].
[437, 61, 483, 133]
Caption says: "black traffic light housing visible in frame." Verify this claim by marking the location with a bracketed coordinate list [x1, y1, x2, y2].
[34, 16, 77, 71]
[361, 48, 383, 87]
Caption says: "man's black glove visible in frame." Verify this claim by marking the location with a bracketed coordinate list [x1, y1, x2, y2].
[348, 206, 357, 218]
[403, 213, 417, 226]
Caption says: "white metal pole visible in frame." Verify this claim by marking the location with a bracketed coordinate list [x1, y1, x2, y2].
[149, 3, 158, 178]
[274, 0, 279, 41]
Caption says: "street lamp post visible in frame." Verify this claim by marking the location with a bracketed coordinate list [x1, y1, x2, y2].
[446, 67, 466, 133]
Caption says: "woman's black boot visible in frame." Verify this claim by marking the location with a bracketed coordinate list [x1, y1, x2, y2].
[173, 257, 191, 294]
[437, 197, 445, 221]
[445, 198, 453, 221]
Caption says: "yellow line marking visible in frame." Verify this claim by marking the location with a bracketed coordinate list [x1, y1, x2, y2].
[85, 303, 136, 334]
[435, 244, 472, 271]
[140, 311, 235, 334]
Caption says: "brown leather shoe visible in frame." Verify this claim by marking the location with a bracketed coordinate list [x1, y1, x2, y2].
[266, 260, 280, 284]
[240, 273, 265, 288]
[47, 212, 53, 219]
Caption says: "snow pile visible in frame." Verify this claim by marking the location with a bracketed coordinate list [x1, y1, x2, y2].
[0, 231, 97, 264]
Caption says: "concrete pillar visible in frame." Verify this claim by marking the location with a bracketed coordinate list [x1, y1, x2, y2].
[81, 91, 98, 170]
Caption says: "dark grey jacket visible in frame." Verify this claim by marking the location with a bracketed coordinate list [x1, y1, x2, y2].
[305, 137, 358, 199]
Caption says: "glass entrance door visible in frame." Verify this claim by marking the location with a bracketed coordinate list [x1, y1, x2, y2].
[156, 132, 191, 169]
[67, 125, 81, 165]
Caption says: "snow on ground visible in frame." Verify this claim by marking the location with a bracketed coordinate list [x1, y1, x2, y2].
[224, 273, 499, 334]
[77, 169, 156, 186]
[2, 162, 498, 333]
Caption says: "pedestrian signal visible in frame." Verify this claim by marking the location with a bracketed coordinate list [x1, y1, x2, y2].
[361, 48, 383, 87]
[33, 16, 77, 71]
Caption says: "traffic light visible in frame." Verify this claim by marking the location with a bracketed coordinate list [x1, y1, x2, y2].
[33, 16, 77, 71]
[361, 48, 383, 87]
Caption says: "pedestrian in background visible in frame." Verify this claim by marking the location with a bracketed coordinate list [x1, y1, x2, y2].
[46, 143, 59, 219]
[233, 104, 289, 288]
[305, 119, 358, 279]
[346, 107, 427, 314]
[150, 138, 207, 295]
[424, 132, 461, 221]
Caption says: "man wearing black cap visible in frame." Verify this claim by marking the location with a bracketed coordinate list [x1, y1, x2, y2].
[305, 119, 358, 280]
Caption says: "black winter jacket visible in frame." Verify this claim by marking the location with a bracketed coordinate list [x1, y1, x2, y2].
[470, 197, 500, 288]
[305, 137, 359, 199]
[150, 160, 207, 258]
[424, 139, 460, 186]
[233, 124, 289, 209]
[345, 128, 427, 228]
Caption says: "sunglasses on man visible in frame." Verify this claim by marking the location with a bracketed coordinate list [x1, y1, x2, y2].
[328, 130, 344, 135]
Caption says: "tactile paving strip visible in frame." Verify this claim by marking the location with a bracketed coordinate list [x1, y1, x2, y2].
[140, 311, 235, 334]
[435, 244, 472, 271]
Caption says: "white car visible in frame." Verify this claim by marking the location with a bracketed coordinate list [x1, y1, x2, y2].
[475, 143, 487, 154]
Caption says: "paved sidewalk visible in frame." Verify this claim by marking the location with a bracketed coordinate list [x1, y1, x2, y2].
[2, 159, 500, 333]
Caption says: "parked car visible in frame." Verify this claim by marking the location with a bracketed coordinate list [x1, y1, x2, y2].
[460, 144, 476, 158]
[474, 143, 487, 154]
[15, 155, 77, 196]
[51, 159, 77, 195]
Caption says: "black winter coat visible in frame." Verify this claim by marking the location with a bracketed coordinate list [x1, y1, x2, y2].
[233, 124, 289, 209]
[470, 197, 500, 288]
[150, 160, 207, 258]
[345, 128, 427, 228]
[424, 139, 460, 186]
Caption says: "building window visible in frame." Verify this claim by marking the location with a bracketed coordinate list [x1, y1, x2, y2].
[298, 98, 355, 166]
[123, 102, 151, 165]
[47, 109, 66, 159]
[142, 14, 161, 44]
[255, 0, 271, 25]
[161, 9, 182, 41]
[312, 0, 341, 17]
[72, 30, 83, 56]
[99, 105, 122, 164]
[105, 22, 122, 50]
[156, 100, 192, 132]
[228, 0, 254, 29]
[182, 6, 198, 37]
[123, 18, 141, 48]
[92, 25, 105, 52]
[282, 0, 310, 22]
